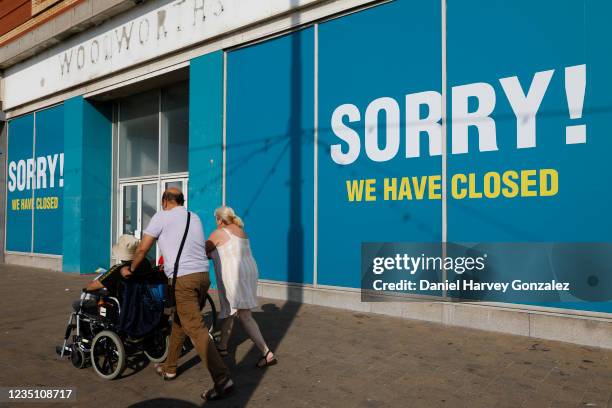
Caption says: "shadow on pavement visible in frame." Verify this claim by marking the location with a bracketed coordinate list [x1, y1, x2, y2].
[181, 6, 307, 405]
[175, 302, 300, 406]
[127, 398, 199, 407]
[122, 353, 151, 379]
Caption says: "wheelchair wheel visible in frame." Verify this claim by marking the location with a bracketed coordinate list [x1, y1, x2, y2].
[70, 346, 87, 369]
[91, 330, 126, 380]
[143, 331, 169, 363]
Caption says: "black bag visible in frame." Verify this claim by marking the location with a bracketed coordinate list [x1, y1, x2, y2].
[164, 211, 191, 315]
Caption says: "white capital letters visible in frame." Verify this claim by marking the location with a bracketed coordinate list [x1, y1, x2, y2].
[26, 158, 35, 191]
[500, 69, 554, 149]
[451, 82, 497, 154]
[331, 104, 361, 165]
[47, 154, 58, 188]
[365, 97, 400, 162]
[36, 157, 47, 189]
[7, 162, 16, 192]
[16, 160, 26, 191]
[406, 91, 442, 158]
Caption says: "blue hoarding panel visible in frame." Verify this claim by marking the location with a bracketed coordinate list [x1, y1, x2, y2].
[318, 0, 442, 288]
[62, 97, 85, 272]
[81, 101, 112, 271]
[447, 0, 612, 311]
[227, 28, 315, 284]
[6, 114, 34, 253]
[189, 51, 223, 235]
[62, 97, 112, 273]
[33, 104, 64, 255]
[189, 51, 224, 288]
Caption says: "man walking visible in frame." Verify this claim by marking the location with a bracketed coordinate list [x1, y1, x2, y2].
[123, 188, 234, 401]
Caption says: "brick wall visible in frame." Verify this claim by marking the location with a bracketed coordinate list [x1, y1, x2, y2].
[0, 0, 32, 37]
[0, 0, 82, 46]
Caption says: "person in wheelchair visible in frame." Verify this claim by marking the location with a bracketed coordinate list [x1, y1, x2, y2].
[59, 235, 170, 380]
[73, 235, 157, 314]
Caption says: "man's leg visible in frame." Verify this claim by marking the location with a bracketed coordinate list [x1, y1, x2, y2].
[175, 273, 230, 385]
[218, 316, 235, 351]
[164, 316, 186, 374]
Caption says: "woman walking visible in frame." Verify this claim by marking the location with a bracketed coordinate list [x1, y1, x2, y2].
[206, 206, 277, 368]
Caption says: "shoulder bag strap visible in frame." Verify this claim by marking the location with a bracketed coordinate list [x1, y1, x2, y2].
[169, 211, 191, 305]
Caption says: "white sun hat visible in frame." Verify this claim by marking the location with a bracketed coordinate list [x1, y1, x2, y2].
[112, 234, 140, 261]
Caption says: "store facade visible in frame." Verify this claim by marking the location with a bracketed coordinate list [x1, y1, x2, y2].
[2, 0, 612, 347]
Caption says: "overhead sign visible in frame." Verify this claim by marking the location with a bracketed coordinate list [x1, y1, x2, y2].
[3, 0, 317, 109]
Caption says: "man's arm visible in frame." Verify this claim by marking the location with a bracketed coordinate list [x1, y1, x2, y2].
[121, 234, 156, 277]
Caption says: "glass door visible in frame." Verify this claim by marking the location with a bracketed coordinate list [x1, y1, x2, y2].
[162, 177, 189, 208]
[141, 183, 158, 238]
[117, 179, 189, 263]
[120, 181, 159, 239]
[119, 181, 159, 262]
[121, 184, 139, 236]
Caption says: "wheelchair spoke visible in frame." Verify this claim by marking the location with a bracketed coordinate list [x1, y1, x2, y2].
[101, 354, 110, 373]
[94, 336, 118, 375]
[91, 330, 126, 379]
[106, 345, 117, 372]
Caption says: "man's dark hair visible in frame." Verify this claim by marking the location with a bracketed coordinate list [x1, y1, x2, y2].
[162, 189, 185, 205]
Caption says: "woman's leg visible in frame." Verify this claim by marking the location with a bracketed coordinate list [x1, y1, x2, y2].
[237, 309, 274, 360]
[218, 316, 235, 350]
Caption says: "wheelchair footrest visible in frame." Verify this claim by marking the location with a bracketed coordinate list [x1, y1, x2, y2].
[56, 345, 71, 357]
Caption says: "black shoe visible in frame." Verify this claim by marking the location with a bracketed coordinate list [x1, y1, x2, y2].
[201, 378, 235, 401]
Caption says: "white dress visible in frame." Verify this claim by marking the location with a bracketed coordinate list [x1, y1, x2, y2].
[214, 228, 259, 318]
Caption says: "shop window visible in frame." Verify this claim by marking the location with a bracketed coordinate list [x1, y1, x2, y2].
[161, 82, 189, 174]
[118, 81, 189, 179]
[118, 89, 159, 178]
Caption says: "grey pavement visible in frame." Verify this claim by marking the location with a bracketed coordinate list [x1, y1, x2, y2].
[1, 264, 612, 408]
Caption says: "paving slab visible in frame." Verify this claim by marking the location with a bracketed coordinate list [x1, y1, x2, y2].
[0, 264, 611, 408]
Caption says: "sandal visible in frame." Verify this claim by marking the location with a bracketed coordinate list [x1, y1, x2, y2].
[154, 363, 177, 381]
[202, 378, 235, 401]
[216, 347, 229, 357]
[256, 350, 277, 368]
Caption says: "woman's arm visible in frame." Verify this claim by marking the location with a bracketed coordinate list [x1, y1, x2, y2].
[206, 229, 222, 259]
[208, 229, 222, 245]
[206, 229, 231, 258]
[205, 239, 217, 259]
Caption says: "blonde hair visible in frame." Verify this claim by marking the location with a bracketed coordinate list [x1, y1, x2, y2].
[215, 206, 244, 228]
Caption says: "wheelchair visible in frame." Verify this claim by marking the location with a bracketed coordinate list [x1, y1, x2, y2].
[57, 284, 218, 380]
